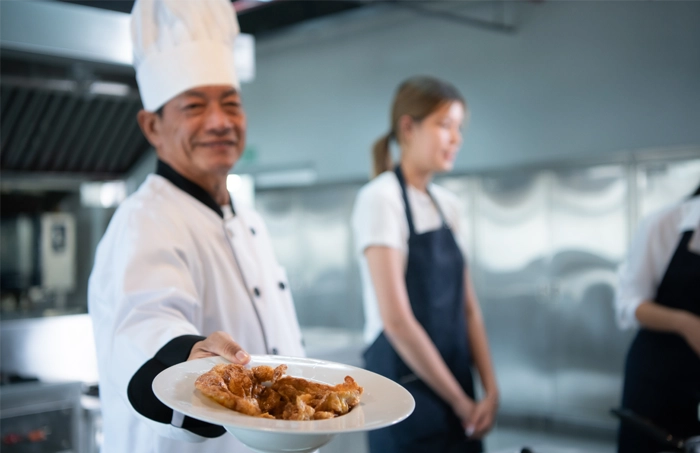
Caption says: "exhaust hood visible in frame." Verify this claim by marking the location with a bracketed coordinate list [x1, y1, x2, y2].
[0, 0, 253, 183]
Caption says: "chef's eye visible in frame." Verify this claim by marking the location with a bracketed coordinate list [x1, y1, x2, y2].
[184, 103, 204, 111]
[222, 98, 241, 107]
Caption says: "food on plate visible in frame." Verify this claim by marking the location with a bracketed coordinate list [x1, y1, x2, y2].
[194, 363, 363, 420]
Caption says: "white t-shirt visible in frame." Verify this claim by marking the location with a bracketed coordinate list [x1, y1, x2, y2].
[351, 171, 465, 344]
[615, 195, 700, 330]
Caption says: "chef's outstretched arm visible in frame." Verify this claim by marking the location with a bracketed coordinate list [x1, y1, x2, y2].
[126, 331, 252, 442]
[93, 208, 252, 442]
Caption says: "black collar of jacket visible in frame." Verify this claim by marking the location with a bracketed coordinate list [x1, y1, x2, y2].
[155, 159, 235, 219]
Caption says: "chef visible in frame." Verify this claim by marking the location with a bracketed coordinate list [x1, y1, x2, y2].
[88, 1, 305, 452]
[615, 184, 700, 452]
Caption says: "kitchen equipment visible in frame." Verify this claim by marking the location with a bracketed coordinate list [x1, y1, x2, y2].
[1, 212, 76, 319]
[0, 380, 83, 453]
[611, 408, 700, 453]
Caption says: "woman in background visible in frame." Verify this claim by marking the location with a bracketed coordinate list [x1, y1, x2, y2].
[615, 184, 700, 452]
[351, 76, 498, 453]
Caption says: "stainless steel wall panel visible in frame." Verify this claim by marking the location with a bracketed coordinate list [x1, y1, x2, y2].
[549, 165, 634, 423]
[636, 158, 700, 220]
[472, 171, 556, 414]
[256, 184, 364, 330]
[0, 314, 99, 383]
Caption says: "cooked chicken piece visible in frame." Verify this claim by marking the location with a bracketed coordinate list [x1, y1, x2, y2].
[195, 363, 363, 420]
[313, 411, 336, 420]
[282, 396, 315, 421]
[194, 367, 261, 416]
[271, 375, 363, 415]
[258, 386, 284, 415]
[251, 364, 287, 383]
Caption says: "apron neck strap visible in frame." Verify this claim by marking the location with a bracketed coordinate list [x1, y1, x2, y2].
[394, 165, 448, 235]
[394, 165, 416, 235]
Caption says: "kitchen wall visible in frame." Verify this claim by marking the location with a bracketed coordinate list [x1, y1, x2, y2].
[255, 151, 700, 431]
[238, 1, 700, 182]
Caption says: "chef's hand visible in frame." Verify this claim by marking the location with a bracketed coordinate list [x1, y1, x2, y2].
[467, 394, 498, 439]
[188, 331, 251, 364]
[679, 312, 700, 358]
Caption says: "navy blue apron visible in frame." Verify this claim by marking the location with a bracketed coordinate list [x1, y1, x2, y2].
[618, 228, 700, 453]
[364, 166, 482, 453]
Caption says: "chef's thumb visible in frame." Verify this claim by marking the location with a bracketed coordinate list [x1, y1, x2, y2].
[207, 331, 251, 365]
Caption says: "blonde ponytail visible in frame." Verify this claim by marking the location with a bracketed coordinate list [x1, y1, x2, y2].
[371, 133, 392, 178]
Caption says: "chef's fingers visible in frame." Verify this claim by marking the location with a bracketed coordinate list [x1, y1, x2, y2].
[207, 331, 251, 364]
[188, 331, 251, 364]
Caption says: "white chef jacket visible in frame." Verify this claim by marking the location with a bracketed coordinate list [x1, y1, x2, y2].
[350, 171, 465, 345]
[615, 195, 700, 330]
[89, 162, 305, 453]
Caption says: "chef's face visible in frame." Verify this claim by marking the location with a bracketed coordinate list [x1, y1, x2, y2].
[402, 101, 465, 173]
[138, 85, 246, 180]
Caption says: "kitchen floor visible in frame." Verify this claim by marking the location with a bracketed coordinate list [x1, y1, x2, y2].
[319, 425, 616, 453]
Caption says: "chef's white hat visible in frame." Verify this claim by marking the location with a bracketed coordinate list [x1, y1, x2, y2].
[131, 0, 240, 112]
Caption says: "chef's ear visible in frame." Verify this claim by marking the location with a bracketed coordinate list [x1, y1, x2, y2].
[137, 109, 164, 149]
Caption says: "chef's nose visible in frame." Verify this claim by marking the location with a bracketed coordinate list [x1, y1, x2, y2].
[203, 103, 234, 133]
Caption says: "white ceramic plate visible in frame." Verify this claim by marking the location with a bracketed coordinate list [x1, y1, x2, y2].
[152, 355, 415, 453]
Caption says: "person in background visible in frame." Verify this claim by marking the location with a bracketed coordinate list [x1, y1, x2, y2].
[351, 76, 498, 453]
[88, 1, 304, 452]
[615, 184, 700, 452]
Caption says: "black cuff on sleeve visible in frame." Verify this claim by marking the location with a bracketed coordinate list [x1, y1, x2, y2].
[154, 334, 206, 367]
[127, 334, 226, 438]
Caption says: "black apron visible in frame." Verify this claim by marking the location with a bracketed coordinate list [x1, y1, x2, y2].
[618, 229, 700, 453]
[364, 166, 482, 453]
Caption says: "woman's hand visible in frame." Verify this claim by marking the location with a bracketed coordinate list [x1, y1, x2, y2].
[467, 394, 498, 439]
[678, 312, 700, 358]
[451, 394, 476, 431]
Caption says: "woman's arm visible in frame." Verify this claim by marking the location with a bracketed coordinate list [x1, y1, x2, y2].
[365, 246, 476, 425]
[464, 268, 498, 397]
[463, 268, 499, 437]
[635, 301, 700, 357]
